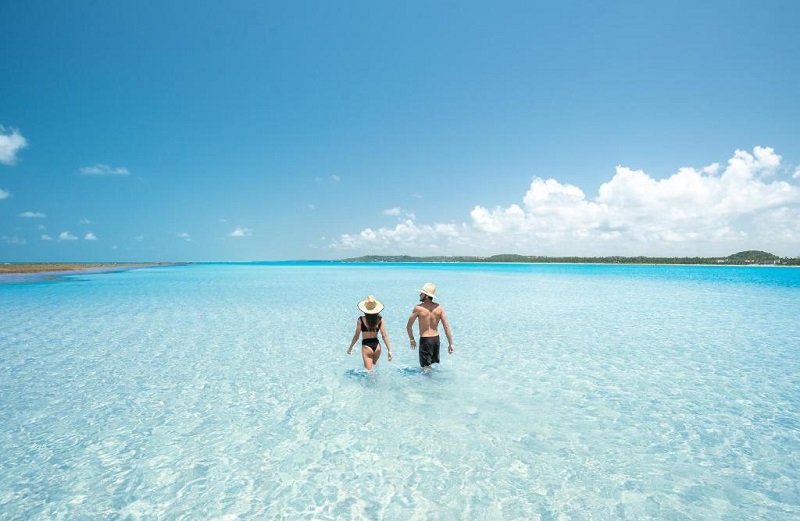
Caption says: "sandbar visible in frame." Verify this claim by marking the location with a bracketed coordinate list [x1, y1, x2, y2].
[0, 263, 177, 274]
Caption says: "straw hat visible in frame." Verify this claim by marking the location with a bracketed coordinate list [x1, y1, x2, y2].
[357, 295, 384, 314]
[417, 282, 437, 299]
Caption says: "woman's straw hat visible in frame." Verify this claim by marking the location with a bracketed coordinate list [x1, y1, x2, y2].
[417, 282, 437, 299]
[357, 295, 384, 314]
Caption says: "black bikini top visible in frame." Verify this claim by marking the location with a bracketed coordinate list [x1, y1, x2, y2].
[360, 316, 381, 332]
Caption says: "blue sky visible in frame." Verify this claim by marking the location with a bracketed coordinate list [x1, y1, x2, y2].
[2, 1, 799, 262]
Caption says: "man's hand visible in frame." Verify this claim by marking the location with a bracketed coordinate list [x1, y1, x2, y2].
[448, 344, 454, 354]
[409, 338, 416, 350]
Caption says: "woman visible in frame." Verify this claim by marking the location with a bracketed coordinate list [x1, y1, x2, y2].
[347, 295, 392, 369]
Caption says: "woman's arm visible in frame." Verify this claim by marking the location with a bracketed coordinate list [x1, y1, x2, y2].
[380, 319, 393, 361]
[346, 318, 361, 354]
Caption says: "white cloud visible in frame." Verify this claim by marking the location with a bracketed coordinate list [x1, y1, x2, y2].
[80, 164, 129, 176]
[177, 232, 191, 241]
[84, 233, 98, 240]
[332, 146, 800, 256]
[383, 207, 402, 216]
[80, 218, 92, 224]
[332, 175, 341, 182]
[41, 234, 52, 241]
[229, 227, 251, 237]
[0, 127, 27, 165]
[334, 219, 468, 251]
[20, 211, 46, 218]
[58, 231, 78, 241]
[2, 235, 26, 245]
[0, 189, 10, 200]
[471, 204, 526, 233]
[794, 167, 800, 179]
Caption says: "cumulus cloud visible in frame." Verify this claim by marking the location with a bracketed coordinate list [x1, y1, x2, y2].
[0, 189, 10, 200]
[80, 218, 92, 224]
[0, 127, 27, 165]
[229, 227, 251, 237]
[58, 231, 78, 241]
[794, 167, 800, 179]
[335, 219, 467, 251]
[20, 211, 46, 218]
[2, 235, 26, 245]
[80, 164, 129, 176]
[85, 233, 98, 240]
[332, 146, 800, 256]
[41, 234, 52, 241]
[383, 207, 402, 216]
[177, 232, 191, 241]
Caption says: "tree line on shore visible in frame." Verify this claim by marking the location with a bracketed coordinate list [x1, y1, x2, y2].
[343, 250, 800, 266]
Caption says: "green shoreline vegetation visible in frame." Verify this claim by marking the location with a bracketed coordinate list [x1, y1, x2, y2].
[343, 250, 800, 266]
[2, 252, 798, 275]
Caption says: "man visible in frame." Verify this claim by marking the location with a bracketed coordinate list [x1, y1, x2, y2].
[406, 282, 454, 371]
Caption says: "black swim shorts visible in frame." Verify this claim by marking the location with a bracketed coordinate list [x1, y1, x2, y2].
[418, 336, 440, 367]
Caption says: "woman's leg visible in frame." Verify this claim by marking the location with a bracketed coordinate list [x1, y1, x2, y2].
[361, 345, 375, 370]
[361, 344, 381, 370]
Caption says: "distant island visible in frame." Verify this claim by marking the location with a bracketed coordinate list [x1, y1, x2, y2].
[343, 250, 800, 266]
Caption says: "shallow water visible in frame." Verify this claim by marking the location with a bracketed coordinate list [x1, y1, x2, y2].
[1, 263, 799, 520]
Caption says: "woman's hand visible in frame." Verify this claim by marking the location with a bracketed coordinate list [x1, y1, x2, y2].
[346, 346, 352, 355]
[388, 351, 393, 362]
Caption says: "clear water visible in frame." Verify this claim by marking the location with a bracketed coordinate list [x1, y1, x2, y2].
[1, 263, 799, 520]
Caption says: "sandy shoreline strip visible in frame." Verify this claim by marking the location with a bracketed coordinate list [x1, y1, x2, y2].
[0, 263, 180, 274]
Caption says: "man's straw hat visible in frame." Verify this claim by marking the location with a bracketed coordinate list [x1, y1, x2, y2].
[417, 282, 437, 299]
[357, 295, 384, 314]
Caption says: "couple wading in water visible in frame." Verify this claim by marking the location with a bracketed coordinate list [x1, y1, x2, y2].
[346, 282, 455, 372]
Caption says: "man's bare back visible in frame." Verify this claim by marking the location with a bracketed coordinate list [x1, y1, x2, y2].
[412, 301, 444, 337]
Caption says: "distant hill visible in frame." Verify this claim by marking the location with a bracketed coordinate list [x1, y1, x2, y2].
[342, 250, 798, 265]
[724, 250, 780, 263]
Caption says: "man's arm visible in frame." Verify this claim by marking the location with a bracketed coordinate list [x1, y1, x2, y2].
[440, 308, 454, 353]
[406, 307, 418, 350]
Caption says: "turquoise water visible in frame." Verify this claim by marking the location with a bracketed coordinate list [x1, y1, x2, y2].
[1, 263, 799, 520]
